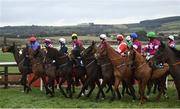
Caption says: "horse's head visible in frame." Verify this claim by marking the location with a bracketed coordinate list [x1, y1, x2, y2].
[153, 41, 167, 63]
[128, 46, 136, 62]
[2, 42, 16, 53]
[95, 44, 108, 59]
[81, 41, 97, 58]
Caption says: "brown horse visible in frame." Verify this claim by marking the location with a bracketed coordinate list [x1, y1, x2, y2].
[26, 47, 53, 96]
[129, 48, 170, 102]
[96, 45, 121, 101]
[2, 43, 32, 92]
[95, 42, 136, 101]
[153, 41, 180, 100]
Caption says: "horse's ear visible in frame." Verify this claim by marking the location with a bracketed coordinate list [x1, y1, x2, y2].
[160, 41, 165, 49]
[92, 40, 96, 46]
[25, 43, 29, 48]
[129, 45, 133, 50]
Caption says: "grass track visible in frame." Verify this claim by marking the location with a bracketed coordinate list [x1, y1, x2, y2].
[0, 86, 180, 108]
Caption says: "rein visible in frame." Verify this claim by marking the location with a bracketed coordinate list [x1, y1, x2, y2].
[58, 54, 68, 59]
[101, 63, 111, 67]
[86, 60, 95, 68]
[136, 62, 146, 70]
[172, 61, 180, 66]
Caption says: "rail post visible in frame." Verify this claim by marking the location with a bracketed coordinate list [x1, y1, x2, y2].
[4, 66, 8, 88]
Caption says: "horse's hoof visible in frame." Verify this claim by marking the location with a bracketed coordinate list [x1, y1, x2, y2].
[81, 93, 85, 97]
[26, 87, 31, 93]
[85, 90, 89, 95]
[164, 94, 169, 99]
[147, 95, 150, 99]
[101, 97, 105, 100]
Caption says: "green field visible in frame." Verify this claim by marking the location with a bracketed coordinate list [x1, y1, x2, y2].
[0, 85, 180, 108]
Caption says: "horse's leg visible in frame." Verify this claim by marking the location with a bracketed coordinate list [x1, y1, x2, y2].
[147, 81, 153, 98]
[77, 77, 90, 98]
[109, 83, 116, 102]
[122, 80, 126, 96]
[105, 85, 111, 93]
[112, 77, 121, 100]
[138, 80, 144, 104]
[96, 79, 105, 98]
[21, 73, 28, 92]
[66, 77, 73, 98]
[47, 77, 55, 94]
[26, 74, 39, 93]
[59, 78, 67, 98]
[127, 81, 137, 101]
[86, 82, 95, 97]
[155, 82, 163, 101]
[79, 76, 86, 95]
[72, 78, 75, 93]
[141, 80, 148, 104]
[96, 79, 106, 101]
[41, 75, 53, 96]
[153, 82, 157, 94]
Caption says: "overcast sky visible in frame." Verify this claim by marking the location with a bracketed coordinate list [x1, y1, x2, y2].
[0, 0, 180, 26]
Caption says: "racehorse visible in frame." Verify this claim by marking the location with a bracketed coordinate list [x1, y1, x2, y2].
[44, 47, 74, 98]
[76, 41, 103, 99]
[96, 44, 121, 101]
[2, 43, 32, 92]
[26, 47, 53, 96]
[153, 41, 180, 100]
[129, 47, 170, 102]
[95, 42, 136, 102]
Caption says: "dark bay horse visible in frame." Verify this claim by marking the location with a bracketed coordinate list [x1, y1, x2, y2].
[153, 42, 180, 100]
[95, 42, 136, 101]
[27, 48, 53, 96]
[2, 43, 32, 92]
[44, 47, 75, 98]
[76, 41, 103, 99]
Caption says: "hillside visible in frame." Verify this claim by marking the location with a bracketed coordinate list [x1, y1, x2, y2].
[0, 16, 180, 37]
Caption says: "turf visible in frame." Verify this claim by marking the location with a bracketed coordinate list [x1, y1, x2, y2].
[0, 85, 179, 108]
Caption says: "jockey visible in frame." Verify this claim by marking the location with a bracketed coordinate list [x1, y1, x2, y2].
[43, 38, 53, 48]
[130, 32, 142, 53]
[116, 34, 128, 56]
[59, 38, 68, 54]
[71, 33, 84, 66]
[168, 35, 176, 48]
[72, 33, 84, 50]
[144, 32, 160, 61]
[24, 36, 40, 67]
[29, 36, 40, 50]
[98, 34, 107, 48]
[125, 36, 133, 49]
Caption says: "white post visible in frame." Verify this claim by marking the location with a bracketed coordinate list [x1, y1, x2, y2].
[40, 79, 43, 91]
[166, 76, 168, 88]
[56, 83, 59, 89]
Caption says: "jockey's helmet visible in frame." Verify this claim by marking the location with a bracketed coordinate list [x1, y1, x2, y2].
[147, 32, 156, 38]
[168, 35, 174, 41]
[99, 34, 107, 40]
[116, 34, 124, 41]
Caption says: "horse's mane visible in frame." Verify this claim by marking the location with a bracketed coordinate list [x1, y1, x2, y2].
[105, 42, 122, 61]
[46, 47, 63, 59]
[169, 47, 180, 58]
